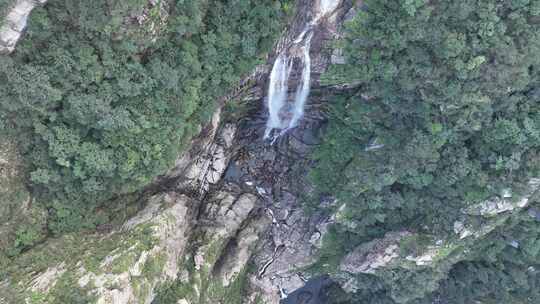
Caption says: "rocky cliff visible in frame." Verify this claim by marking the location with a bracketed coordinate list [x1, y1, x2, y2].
[0, 1, 353, 303]
[2, 1, 538, 304]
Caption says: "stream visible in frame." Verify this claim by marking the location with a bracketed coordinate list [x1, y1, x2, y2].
[264, 0, 340, 143]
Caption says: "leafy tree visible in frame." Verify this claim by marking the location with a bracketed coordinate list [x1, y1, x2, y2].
[0, 0, 288, 233]
[312, 0, 540, 302]
[313, 0, 540, 239]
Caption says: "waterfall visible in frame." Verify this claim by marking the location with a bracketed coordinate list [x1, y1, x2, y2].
[264, 32, 312, 141]
[319, 0, 341, 16]
[263, 0, 340, 141]
[264, 53, 293, 139]
[288, 33, 312, 131]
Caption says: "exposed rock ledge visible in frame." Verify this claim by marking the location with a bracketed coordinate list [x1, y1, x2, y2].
[0, 0, 354, 303]
[335, 178, 540, 299]
[0, 0, 46, 54]
[16, 193, 194, 304]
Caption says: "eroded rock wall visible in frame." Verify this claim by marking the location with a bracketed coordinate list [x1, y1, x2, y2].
[0, 135, 47, 273]
[0, 1, 356, 303]
[333, 179, 540, 301]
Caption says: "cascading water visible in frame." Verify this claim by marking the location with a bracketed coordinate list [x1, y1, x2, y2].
[264, 54, 293, 139]
[288, 33, 312, 131]
[264, 30, 313, 141]
[319, 0, 341, 16]
[264, 0, 340, 142]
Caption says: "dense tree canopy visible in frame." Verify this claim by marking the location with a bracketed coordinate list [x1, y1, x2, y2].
[310, 0, 540, 302]
[0, 0, 288, 233]
[313, 0, 540, 238]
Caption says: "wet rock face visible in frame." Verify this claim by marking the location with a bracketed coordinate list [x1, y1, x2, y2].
[240, 2, 358, 303]
[280, 276, 333, 304]
[340, 231, 411, 275]
[186, 1, 360, 303]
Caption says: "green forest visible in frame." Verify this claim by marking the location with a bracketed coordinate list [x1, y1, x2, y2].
[1, 0, 539, 303]
[0, 0, 288, 233]
[311, 0, 540, 303]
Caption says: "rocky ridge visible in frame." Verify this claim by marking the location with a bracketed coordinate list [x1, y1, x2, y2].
[0, 0, 353, 303]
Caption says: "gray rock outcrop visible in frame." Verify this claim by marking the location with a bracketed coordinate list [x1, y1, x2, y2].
[0, 0, 46, 54]
[340, 231, 412, 275]
[332, 178, 540, 300]
[0, 1, 358, 303]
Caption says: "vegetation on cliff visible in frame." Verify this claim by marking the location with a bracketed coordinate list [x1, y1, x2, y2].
[0, 0, 288, 233]
[1, 0, 539, 303]
[311, 0, 540, 303]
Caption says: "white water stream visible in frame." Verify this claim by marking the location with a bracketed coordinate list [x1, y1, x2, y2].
[264, 53, 293, 139]
[319, 0, 341, 16]
[264, 0, 340, 142]
[289, 34, 312, 131]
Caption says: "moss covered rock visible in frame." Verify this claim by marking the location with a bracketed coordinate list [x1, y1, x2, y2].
[0, 192, 194, 304]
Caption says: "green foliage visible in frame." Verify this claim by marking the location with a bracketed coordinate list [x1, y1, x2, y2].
[398, 234, 432, 257]
[142, 253, 166, 279]
[46, 272, 96, 304]
[0, 137, 47, 258]
[0, 0, 14, 17]
[153, 280, 195, 304]
[313, 0, 540, 303]
[0, 0, 286, 234]
[413, 216, 540, 304]
[11, 226, 42, 252]
[325, 213, 540, 304]
[313, 0, 540, 240]
[0, 219, 160, 301]
[152, 262, 253, 304]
